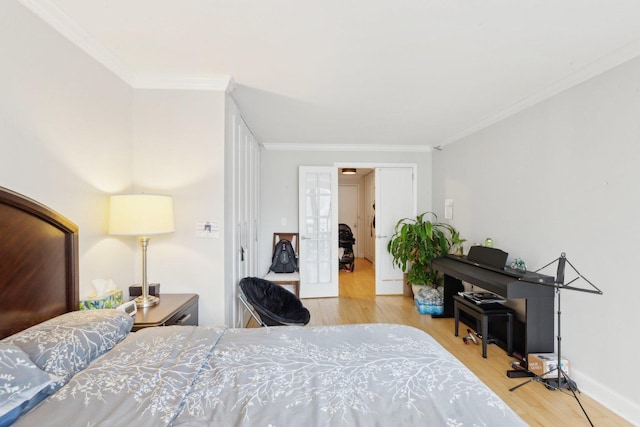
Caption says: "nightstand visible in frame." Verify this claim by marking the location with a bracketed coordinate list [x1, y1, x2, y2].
[131, 293, 199, 332]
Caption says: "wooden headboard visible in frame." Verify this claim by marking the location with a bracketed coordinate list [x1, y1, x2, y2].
[0, 187, 79, 339]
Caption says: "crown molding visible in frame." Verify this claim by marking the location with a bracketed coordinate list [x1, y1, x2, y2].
[18, 0, 136, 84]
[18, 0, 231, 91]
[440, 39, 640, 147]
[262, 143, 432, 152]
[132, 73, 232, 91]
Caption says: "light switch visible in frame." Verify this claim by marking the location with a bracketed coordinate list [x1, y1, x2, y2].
[444, 199, 453, 220]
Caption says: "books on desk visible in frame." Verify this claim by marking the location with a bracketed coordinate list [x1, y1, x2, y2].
[459, 291, 506, 304]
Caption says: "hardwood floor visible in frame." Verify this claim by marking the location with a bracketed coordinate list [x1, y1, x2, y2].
[300, 258, 631, 427]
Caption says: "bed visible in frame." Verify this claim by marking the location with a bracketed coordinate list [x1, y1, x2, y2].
[0, 186, 527, 426]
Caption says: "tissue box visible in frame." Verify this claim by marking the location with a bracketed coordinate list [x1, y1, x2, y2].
[79, 289, 124, 310]
[528, 353, 570, 379]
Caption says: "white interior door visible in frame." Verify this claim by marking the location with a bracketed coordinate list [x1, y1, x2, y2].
[298, 166, 339, 298]
[375, 167, 416, 294]
[226, 97, 260, 328]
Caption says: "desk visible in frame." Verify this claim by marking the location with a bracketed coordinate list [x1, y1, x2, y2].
[432, 255, 554, 356]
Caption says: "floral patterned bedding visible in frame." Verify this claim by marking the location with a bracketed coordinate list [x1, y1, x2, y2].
[14, 323, 526, 426]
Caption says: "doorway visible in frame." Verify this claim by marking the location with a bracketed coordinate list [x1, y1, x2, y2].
[337, 165, 416, 297]
[338, 168, 375, 294]
[299, 164, 415, 299]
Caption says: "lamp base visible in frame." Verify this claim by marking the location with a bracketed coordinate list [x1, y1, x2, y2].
[134, 294, 159, 308]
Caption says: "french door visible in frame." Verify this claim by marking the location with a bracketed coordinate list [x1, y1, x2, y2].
[298, 166, 339, 298]
[298, 164, 415, 298]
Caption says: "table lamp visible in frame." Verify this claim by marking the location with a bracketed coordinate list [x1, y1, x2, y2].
[108, 194, 175, 307]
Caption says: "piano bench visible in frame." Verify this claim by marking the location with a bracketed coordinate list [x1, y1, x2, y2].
[454, 295, 514, 358]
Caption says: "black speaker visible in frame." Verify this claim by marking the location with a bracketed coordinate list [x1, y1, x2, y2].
[129, 284, 160, 297]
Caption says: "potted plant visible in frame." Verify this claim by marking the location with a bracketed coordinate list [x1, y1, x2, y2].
[387, 212, 464, 293]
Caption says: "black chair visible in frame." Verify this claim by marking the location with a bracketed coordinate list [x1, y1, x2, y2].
[238, 277, 310, 327]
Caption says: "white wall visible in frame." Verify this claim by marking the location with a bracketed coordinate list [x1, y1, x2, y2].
[432, 56, 640, 424]
[0, 1, 134, 297]
[260, 150, 433, 275]
[132, 90, 227, 326]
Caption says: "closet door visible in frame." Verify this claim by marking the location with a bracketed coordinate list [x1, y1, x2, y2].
[226, 97, 260, 327]
[248, 131, 260, 279]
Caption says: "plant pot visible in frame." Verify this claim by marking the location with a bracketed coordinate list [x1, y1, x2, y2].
[403, 274, 413, 297]
[386, 212, 465, 295]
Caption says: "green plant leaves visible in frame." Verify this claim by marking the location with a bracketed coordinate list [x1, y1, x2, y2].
[386, 212, 465, 287]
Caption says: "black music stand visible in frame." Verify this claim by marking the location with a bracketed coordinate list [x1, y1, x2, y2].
[509, 253, 602, 427]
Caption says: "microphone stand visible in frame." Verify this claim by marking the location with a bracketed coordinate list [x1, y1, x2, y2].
[509, 253, 602, 427]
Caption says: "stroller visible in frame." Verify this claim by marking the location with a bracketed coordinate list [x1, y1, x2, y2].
[238, 277, 310, 327]
[338, 223, 356, 272]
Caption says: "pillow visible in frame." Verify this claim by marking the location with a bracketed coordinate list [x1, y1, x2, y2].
[0, 343, 58, 426]
[2, 310, 133, 385]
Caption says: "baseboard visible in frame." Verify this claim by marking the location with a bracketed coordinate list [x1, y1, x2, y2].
[571, 368, 639, 425]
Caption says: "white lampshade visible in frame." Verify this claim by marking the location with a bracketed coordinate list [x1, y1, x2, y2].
[109, 194, 175, 236]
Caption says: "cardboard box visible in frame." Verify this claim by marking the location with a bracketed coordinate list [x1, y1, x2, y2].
[79, 289, 124, 310]
[129, 284, 160, 297]
[528, 353, 570, 379]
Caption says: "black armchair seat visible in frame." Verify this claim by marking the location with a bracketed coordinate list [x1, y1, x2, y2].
[239, 277, 310, 326]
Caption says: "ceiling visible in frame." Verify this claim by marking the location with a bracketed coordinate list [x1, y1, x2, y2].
[23, 0, 640, 149]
